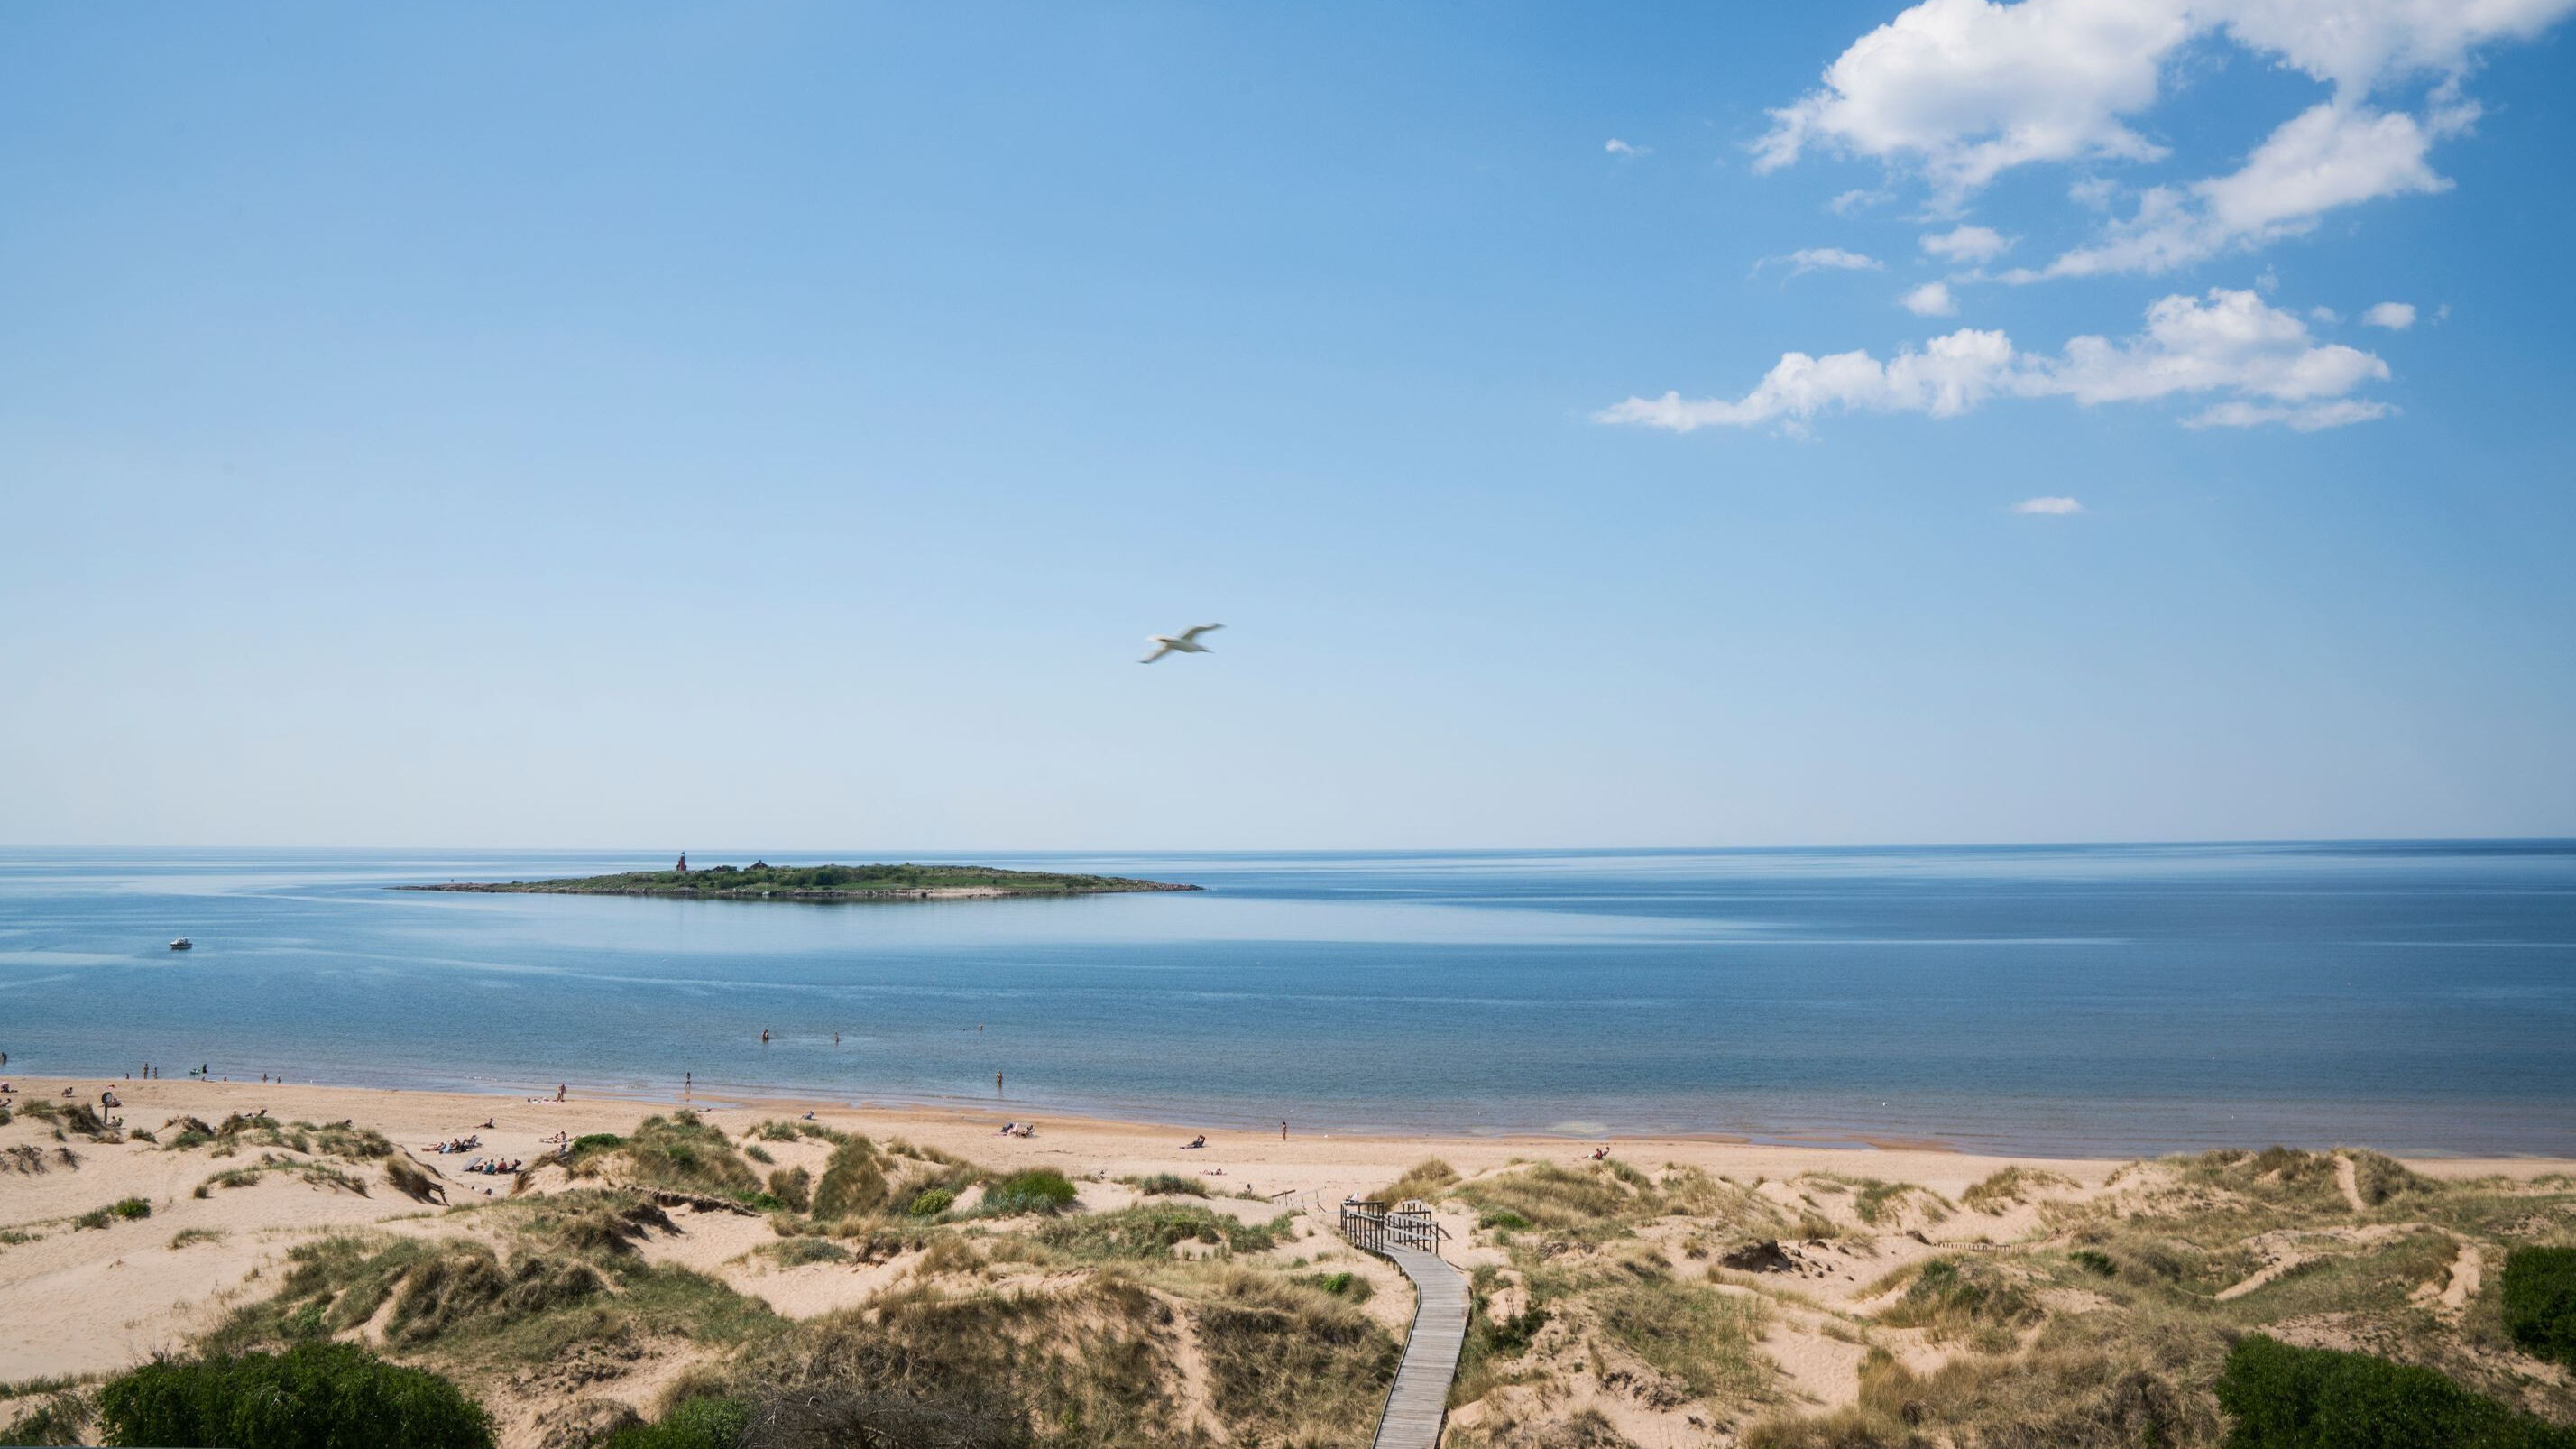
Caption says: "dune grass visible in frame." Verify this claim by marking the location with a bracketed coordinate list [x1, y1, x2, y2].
[1120, 1172, 1211, 1198]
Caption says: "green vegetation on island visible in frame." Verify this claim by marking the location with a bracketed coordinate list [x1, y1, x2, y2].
[394, 861, 1198, 900]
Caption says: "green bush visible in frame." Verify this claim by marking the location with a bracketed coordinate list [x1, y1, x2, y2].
[2503, 1247, 2576, 1371]
[603, 1396, 748, 1449]
[112, 1196, 153, 1220]
[95, 1341, 493, 1449]
[981, 1168, 1078, 1216]
[2215, 1334, 2576, 1449]
[906, 1186, 957, 1218]
[568, 1133, 625, 1156]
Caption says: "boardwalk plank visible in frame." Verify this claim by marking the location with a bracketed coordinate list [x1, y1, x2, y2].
[1371, 1244, 1470, 1449]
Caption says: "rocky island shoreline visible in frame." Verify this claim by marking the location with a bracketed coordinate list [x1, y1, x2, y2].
[394, 861, 1200, 901]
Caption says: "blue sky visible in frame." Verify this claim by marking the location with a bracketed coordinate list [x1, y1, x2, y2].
[4, 2, 2572, 849]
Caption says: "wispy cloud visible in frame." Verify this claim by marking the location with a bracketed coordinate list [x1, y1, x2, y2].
[1764, 247, 1885, 276]
[2011, 496, 2084, 514]
[1605, 138, 1648, 157]
[2363, 300, 2417, 329]
[1901, 281, 1959, 316]
[1920, 226, 2012, 264]
[2023, 101, 2470, 279]
[1594, 289, 2393, 434]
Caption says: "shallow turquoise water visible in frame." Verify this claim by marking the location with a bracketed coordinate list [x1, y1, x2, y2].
[3, 843, 2571, 1156]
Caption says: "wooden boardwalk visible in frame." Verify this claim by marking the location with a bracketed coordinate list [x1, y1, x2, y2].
[1370, 1244, 1471, 1449]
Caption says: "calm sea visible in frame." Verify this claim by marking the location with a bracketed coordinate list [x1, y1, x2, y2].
[2, 844, 2571, 1157]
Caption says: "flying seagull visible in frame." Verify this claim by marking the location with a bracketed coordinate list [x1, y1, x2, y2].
[1141, 623, 1223, 664]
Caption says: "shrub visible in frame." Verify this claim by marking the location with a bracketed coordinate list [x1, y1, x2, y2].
[2502, 1246, 2576, 1371]
[1303, 1269, 1374, 1303]
[94, 1341, 493, 1449]
[2345, 1149, 2436, 1206]
[810, 1138, 891, 1219]
[1375, 1158, 1460, 1205]
[981, 1168, 1078, 1216]
[1454, 1163, 1632, 1231]
[603, 1396, 749, 1449]
[385, 1158, 442, 1204]
[2216, 1334, 2576, 1449]
[764, 1237, 851, 1268]
[1035, 1205, 1279, 1259]
[1876, 1259, 2039, 1343]
[620, 1112, 760, 1198]
[2, 1389, 88, 1445]
[767, 1167, 813, 1214]
[77, 1193, 154, 1227]
[906, 1187, 957, 1218]
[1960, 1166, 2075, 1214]
[2069, 1249, 2117, 1278]
[568, 1132, 625, 1157]
[1124, 1173, 1210, 1198]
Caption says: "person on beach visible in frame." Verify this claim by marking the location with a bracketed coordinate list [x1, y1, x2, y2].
[996, 1072, 1004, 1093]
[555, 1084, 566, 1102]
[684, 1072, 691, 1094]
[1281, 1120, 1288, 1141]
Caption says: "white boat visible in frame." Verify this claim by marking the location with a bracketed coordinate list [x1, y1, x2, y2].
[169, 937, 193, 951]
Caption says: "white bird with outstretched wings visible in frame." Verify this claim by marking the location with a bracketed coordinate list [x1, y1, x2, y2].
[1141, 623, 1223, 664]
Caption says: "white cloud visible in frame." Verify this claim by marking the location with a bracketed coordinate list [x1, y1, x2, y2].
[2068, 175, 2121, 208]
[1828, 187, 1890, 215]
[1753, 0, 2190, 197]
[1594, 328, 2019, 431]
[2025, 288, 2389, 402]
[2310, 305, 2343, 323]
[1778, 247, 1887, 273]
[2185, 398, 2396, 429]
[2213, 0, 2576, 95]
[2031, 102, 2457, 277]
[2011, 495, 2085, 513]
[1754, 0, 2572, 266]
[1594, 288, 2391, 433]
[1920, 225, 2013, 263]
[1902, 281, 1961, 316]
[1757, 0, 2568, 191]
[1605, 138, 1648, 156]
[2363, 300, 2418, 328]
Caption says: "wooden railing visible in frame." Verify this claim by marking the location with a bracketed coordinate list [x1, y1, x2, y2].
[1339, 1197, 1446, 1258]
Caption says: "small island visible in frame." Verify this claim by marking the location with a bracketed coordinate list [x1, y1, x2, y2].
[395, 860, 1200, 901]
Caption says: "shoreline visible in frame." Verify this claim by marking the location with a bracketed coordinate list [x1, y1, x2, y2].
[12, 1075, 2571, 1182]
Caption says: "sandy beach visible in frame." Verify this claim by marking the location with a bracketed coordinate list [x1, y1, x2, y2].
[9, 1069, 2572, 1449]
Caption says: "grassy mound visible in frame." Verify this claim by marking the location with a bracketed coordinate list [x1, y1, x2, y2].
[2216, 1334, 2576, 1448]
[2504, 1247, 2576, 1371]
[1035, 1205, 1283, 1260]
[95, 1342, 493, 1449]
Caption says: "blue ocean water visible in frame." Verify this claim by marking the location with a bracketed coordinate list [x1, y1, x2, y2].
[1, 844, 2571, 1157]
